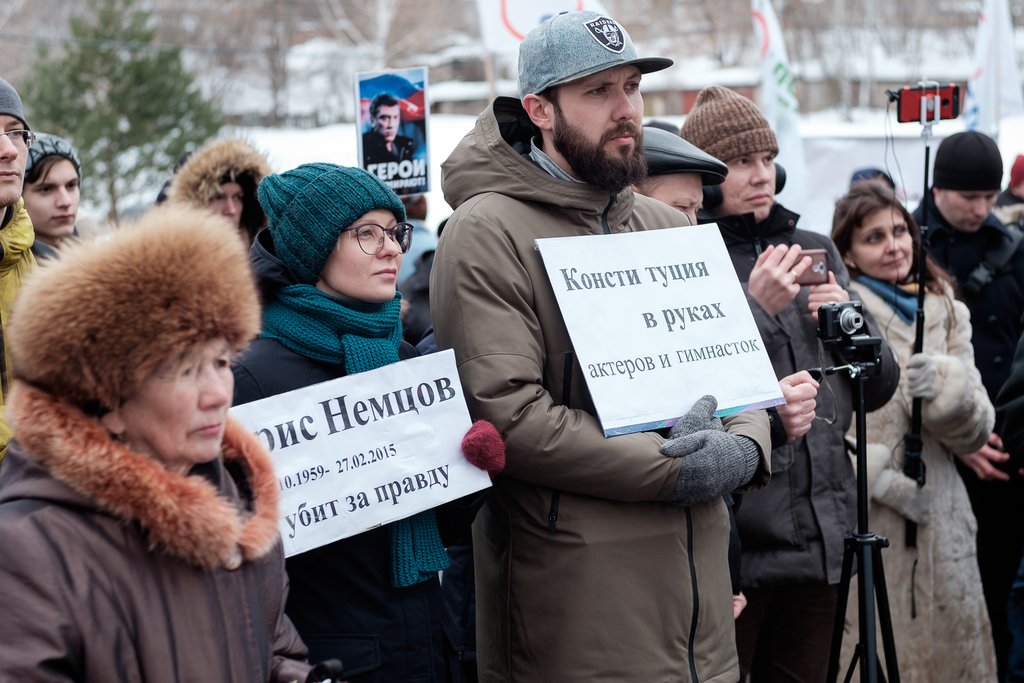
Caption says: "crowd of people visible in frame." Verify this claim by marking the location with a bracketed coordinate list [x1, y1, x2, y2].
[0, 8, 1022, 682]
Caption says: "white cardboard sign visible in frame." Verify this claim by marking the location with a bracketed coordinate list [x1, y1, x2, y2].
[535, 224, 784, 436]
[229, 350, 491, 557]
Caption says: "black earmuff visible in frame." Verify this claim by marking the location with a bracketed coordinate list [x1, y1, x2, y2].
[702, 162, 786, 211]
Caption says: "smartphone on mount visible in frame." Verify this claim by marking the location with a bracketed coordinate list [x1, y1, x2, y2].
[895, 83, 961, 123]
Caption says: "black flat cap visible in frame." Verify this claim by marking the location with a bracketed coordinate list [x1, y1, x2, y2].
[642, 125, 728, 185]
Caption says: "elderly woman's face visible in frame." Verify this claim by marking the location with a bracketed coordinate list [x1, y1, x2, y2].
[101, 338, 234, 474]
[316, 208, 404, 304]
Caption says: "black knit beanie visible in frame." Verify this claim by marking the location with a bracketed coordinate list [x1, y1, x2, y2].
[933, 131, 1002, 191]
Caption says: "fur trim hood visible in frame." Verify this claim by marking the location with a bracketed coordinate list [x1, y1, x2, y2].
[168, 138, 272, 240]
[8, 205, 260, 411]
[3, 382, 281, 568]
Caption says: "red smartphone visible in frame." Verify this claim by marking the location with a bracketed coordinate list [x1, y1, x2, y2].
[796, 248, 829, 285]
[895, 83, 961, 123]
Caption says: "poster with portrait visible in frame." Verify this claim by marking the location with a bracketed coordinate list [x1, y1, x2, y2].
[356, 67, 430, 196]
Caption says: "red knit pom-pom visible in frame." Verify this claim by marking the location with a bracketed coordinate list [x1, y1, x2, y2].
[461, 420, 506, 474]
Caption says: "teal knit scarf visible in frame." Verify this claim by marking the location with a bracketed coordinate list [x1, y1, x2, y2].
[263, 284, 450, 588]
[855, 274, 917, 325]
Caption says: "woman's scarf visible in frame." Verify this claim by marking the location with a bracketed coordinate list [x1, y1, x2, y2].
[854, 274, 918, 325]
[263, 284, 450, 588]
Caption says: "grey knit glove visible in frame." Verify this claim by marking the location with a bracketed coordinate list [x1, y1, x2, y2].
[669, 395, 724, 438]
[661, 395, 760, 507]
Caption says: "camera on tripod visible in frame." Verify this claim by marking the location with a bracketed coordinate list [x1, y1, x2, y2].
[817, 301, 883, 376]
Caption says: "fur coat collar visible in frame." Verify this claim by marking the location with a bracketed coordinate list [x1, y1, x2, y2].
[4, 381, 281, 569]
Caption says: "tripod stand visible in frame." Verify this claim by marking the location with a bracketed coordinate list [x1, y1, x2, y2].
[820, 331, 900, 683]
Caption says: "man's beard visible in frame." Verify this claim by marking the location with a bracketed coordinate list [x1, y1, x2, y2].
[551, 105, 647, 193]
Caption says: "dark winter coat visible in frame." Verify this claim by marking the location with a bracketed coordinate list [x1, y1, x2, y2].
[706, 204, 900, 587]
[233, 230, 473, 682]
[431, 96, 772, 682]
[0, 382, 310, 682]
[363, 131, 417, 167]
[912, 201, 1024, 400]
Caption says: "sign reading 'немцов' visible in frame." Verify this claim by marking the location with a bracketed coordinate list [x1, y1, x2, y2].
[229, 350, 491, 557]
[535, 224, 784, 436]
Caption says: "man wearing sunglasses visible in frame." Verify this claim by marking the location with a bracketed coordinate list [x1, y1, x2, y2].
[0, 76, 37, 463]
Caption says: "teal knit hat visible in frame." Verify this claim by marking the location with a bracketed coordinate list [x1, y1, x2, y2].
[257, 162, 406, 284]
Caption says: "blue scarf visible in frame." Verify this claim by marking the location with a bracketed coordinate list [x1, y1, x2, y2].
[854, 275, 917, 324]
[263, 284, 450, 588]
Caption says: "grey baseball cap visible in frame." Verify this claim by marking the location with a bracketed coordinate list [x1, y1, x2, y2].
[518, 11, 673, 97]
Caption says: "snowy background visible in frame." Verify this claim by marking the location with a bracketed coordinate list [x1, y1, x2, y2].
[222, 108, 1024, 238]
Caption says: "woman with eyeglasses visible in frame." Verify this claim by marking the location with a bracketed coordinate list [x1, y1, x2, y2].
[830, 180, 997, 681]
[232, 163, 502, 683]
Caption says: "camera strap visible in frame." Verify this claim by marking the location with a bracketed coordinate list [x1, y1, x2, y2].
[964, 224, 1023, 297]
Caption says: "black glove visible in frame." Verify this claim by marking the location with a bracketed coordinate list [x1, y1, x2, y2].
[661, 395, 760, 507]
[306, 659, 344, 683]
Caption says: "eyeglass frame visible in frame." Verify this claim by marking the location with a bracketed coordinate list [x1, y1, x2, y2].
[0, 129, 36, 150]
[339, 221, 414, 256]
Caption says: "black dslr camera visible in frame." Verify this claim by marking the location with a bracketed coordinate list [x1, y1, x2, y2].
[817, 301, 882, 376]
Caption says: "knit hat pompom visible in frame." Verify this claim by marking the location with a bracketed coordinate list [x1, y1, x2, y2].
[933, 131, 1003, 192]
[680, 86, 778, 163]
[8, 205, 260, 411]
[258, 163, 406, 284]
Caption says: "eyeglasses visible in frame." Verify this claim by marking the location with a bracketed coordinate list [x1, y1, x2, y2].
[0, 129, 36, 150]
[341, 221, 414, 255]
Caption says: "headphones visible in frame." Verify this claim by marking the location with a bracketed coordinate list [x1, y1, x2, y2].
[702, 163, 787, 210]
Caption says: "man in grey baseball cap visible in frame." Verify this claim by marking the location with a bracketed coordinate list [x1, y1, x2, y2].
[431, 10, 771, 681]
[0, 76, 39, 462]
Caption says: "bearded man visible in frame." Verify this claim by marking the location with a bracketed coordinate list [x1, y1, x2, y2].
[429, 10, 772, 682]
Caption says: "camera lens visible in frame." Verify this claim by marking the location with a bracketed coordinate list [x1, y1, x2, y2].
[838, 307, 864, 335]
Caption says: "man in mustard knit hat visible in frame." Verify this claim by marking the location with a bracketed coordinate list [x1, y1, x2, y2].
[682, 85, 899, 682]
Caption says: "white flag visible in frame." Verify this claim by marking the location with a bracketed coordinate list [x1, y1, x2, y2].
[475, 0, 610, 55]
[751, 0, 808, 217]
[964, 0, 1024, 137]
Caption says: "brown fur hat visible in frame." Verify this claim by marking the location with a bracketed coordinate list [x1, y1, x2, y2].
[167, 138, 272, 241]
[9, 205, 260, 411]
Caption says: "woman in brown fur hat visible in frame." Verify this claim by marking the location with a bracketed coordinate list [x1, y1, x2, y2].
[0, 205, 316, 681]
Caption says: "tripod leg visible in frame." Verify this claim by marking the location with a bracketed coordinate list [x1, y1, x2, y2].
[843, 645, 862, 683]
[872, 543, 900, 683]
[828, 537, 857, 683]
[858, 540, 880, 683]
